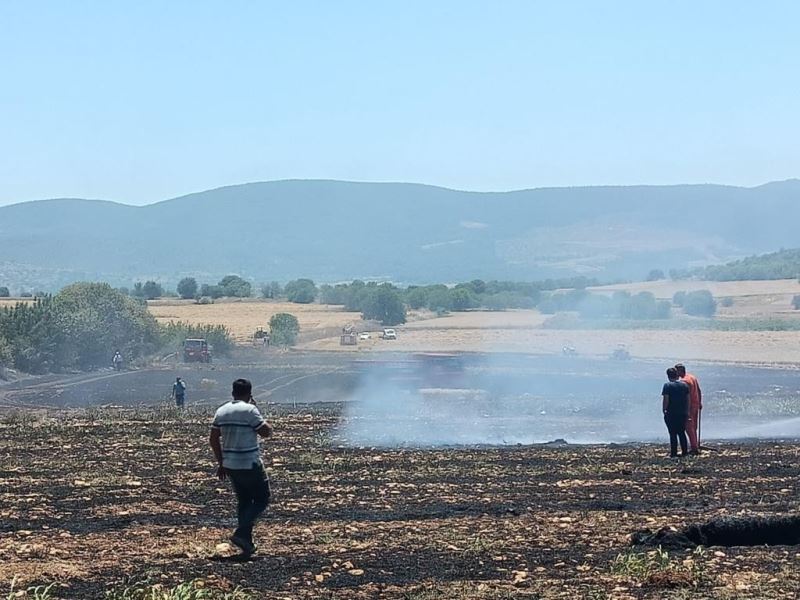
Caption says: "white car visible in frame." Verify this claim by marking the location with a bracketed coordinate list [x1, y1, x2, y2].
[358, 332, 370, 340]
[381, 328, 397, 340]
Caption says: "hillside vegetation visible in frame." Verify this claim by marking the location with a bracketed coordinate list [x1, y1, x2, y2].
[697, 248, 800, 281]
[1, 179, 799, 289]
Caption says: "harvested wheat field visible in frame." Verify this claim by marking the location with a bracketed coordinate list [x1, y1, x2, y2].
[148, 299, 363, 343]
[590, 279, 800, 299]
[300, 321, 800, 365]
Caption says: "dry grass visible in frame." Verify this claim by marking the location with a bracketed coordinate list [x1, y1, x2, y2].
[145, 283, 800, 363]
[301, 325, 800, 364]
[147, 299, 362, 343]
[0, 298, 33, 308]
[590, 278, 800, 299]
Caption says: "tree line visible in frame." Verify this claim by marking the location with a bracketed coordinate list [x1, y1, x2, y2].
[0, 283, 232, 374]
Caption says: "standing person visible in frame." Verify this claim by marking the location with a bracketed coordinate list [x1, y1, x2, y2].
[209, 378, 273, 556]
[662, 367, 690, 458]
[112, 350, 123, 371]
[172, 377, 187, 408]
[675, 363, 702, 455]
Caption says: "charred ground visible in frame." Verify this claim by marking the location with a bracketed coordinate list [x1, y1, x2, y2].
[1, 353, 800, 599]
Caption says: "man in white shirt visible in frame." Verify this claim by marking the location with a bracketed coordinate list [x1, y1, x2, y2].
[210, 378, 273, 556]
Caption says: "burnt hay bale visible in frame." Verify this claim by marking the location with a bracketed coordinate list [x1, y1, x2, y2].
[633, 516, 800, 548]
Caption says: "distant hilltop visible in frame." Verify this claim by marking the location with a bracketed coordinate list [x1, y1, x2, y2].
[1, 179, 799, 289]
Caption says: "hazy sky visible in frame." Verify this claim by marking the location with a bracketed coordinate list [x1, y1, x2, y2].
[1, 1, 798, 206]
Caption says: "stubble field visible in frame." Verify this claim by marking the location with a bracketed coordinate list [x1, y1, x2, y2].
[143, 278, 800, 365]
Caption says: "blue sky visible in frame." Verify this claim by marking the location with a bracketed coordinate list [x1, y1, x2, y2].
[1, 1, 798, 205]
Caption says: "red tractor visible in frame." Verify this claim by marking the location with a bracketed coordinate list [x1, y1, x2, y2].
[183, 338, 212, 363]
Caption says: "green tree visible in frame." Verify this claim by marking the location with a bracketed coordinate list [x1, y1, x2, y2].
[132, 281, 163, 300]
[161, 321, 233, 356]
[200, 284, 224, 299]
[673, 291, 687, 307]
[51, 283, 161, 370]
[361, 286, 406, 326]
[424, 285, 453, 312]
[261, 281, 282, 299]
[177, 277, 198, 299]
[269, 313, 300, 346]
[449, 288, 478, 311]
[218, 275, 252, 298]
[0, 334, 11, 370]
[284, 279, 317, 304]
[320, 283, 351, 305]
[0, 286, 9, 298]
[683, 290, 717, 317]
[647, 269, 665, 281]
[405, 286, 429, 310]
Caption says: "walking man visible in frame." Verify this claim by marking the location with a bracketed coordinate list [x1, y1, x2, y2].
[172, 377, 187, 408]
[209, 378, 273, 556]
[675, 363, 702, 454]
[662, 367, 690, 458]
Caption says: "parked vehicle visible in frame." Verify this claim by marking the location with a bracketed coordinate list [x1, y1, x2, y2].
[183, 338, 212, 363]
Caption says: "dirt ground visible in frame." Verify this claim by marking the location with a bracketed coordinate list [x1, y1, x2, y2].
[1, 404, 799, 600]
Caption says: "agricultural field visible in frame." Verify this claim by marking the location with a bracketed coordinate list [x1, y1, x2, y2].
[301, 311, 800, 365]
[1, 403, 800, 600]
[147, 299, 363, 344]
[146, 289, 800, 364]
[590, 279, 800, 319]
[2, 340, 800, 598]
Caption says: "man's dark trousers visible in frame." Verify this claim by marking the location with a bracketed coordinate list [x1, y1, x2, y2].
[664, 413, 688, 457]
[227, 463, 270, 543]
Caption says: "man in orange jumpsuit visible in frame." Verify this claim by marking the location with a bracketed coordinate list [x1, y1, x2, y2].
[675, 363, 702, 454]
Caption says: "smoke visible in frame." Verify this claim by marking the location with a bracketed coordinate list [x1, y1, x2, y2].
[337, 353, 800, 447]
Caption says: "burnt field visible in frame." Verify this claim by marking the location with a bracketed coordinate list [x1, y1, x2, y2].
[2, 352, 800, 598]
[2, 404, 800, 599]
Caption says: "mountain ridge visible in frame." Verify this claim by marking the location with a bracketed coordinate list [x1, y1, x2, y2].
[1, 179, 799, 290]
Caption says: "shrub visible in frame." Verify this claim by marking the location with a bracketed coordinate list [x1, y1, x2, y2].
[647, 269, 665, 281]
[720, 297, 734, 308]
[792, 295, 800, 310]
[0, 286, 9, 297]
[683, 290, 717, 317]
[673, 291, 686, 307]
[269, 313, 300, 346]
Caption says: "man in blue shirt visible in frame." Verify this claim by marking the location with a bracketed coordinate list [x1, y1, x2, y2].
[171, 377, 186, 408]
[210, 378, 273, 556]
[662, 367, 690, 458]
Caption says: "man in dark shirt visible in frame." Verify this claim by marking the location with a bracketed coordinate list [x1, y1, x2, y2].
[662, 367, 690, 458]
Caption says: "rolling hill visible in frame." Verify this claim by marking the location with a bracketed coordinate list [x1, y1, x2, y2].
[1, 179, 799, 290]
